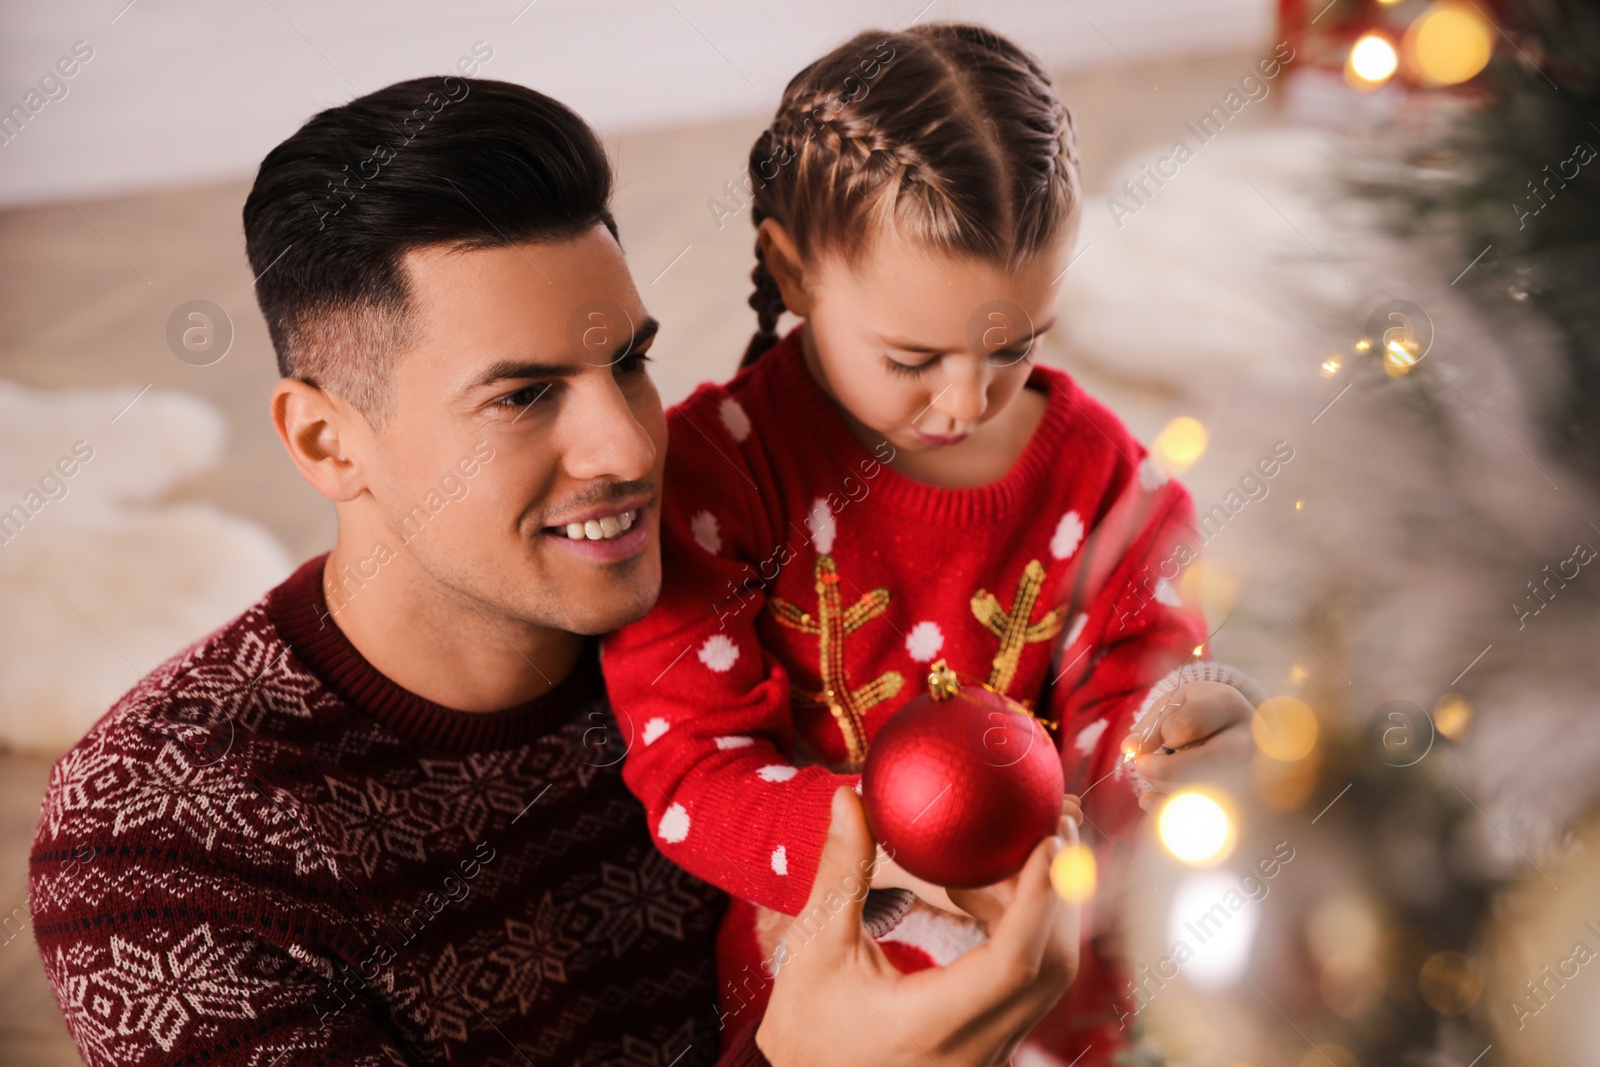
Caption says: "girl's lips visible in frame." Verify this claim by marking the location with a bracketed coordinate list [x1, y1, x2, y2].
[914, 430, 970, 446]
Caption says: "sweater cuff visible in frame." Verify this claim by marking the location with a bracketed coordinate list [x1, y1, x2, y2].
[1134, 660, 1266, 724]
[718, 1023, 771, 1066]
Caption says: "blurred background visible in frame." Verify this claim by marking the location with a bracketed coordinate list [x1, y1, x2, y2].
[3, 1, 1598, 1064]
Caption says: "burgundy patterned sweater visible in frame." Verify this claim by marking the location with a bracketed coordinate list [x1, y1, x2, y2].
[29, 552, 767, 1067]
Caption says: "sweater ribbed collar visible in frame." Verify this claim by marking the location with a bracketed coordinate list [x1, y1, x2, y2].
[266, 552, 603, 752]
[762, 322, 1083, 525]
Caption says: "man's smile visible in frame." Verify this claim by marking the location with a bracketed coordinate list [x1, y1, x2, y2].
[542, 499, 652, 562]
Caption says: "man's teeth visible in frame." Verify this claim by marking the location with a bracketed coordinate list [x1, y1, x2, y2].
[561, 510, 637, 540]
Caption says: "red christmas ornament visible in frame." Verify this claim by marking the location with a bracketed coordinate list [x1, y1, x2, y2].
[861, 662, 1064, 888]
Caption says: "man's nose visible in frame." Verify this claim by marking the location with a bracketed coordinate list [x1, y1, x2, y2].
[560, 376, 658, 483]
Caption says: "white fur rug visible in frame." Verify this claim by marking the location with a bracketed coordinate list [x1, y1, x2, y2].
[0, 379, 292, 755]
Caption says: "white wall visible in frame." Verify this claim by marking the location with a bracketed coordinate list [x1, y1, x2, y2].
[0, 0, 1275, 208]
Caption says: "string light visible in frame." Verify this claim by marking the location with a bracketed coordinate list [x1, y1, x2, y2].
[1321, 354, 1342, 378]
[1384, 336, 1422, 377]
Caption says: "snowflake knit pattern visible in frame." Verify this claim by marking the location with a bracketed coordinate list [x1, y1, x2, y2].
[601, 324, 1211, 1065]
[29, 553, 766, 1067]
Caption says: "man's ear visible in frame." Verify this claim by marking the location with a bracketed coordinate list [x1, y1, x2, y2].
[270, 378, 369, 503]
[757, 218, 813, 318]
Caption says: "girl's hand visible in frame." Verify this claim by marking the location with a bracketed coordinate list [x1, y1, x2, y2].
[1121, 681, 1254, 809]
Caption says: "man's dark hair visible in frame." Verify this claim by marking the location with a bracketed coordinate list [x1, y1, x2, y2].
[243, 76, 617, 428]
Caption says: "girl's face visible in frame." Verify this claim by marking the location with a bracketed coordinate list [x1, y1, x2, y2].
[763, 218, 1078, 461]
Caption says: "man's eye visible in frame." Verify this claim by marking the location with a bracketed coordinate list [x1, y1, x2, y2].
[494, 384, 550, 410]
[883, 354, 937, 378]
[614, 349, 653, 375]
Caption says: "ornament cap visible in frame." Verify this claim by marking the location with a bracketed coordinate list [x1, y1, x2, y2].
[927, 659, 959, 700]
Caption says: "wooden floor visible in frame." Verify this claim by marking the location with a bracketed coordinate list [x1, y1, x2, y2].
[0, 50, 1268, 1063]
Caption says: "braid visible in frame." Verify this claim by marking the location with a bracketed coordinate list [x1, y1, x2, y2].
[741, 207, 787, 367]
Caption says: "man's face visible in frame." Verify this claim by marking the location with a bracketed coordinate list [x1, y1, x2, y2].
[366, 224, 666, 635]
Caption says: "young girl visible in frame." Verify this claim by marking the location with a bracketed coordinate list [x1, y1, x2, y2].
[602, 23, 1258, 1065]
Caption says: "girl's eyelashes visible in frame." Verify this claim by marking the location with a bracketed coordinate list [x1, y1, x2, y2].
[985, 345, 1034, 367]
[883, 353, 938, 378]
[883, 346, 1033, 376]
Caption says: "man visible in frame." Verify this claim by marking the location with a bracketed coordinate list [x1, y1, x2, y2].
[29, 76, 1083, 1066]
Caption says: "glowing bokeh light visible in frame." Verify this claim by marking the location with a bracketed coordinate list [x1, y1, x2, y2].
[1434, 693, 1473, 739]
[1050, 842, 1097, 902]
[1419, 951, 1484, 1015]
[1180, 560, 1240, 626]
[1384, 337, 1421, 371]
[1349, 34, 1400, 86]
[1167, 871, 1259, 989]
[1153, 416, 1209, 474]
[1252, 696, 1319, 761]
[1406, 3, 1493, 87]
[1158, 789, 1236, 866]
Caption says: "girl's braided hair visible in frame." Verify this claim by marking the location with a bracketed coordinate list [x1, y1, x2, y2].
[739, 23, 1081, 367]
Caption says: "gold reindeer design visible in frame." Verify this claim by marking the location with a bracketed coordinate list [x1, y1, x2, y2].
[769, 554, 903, 770]
[970, 559, 1064, 699]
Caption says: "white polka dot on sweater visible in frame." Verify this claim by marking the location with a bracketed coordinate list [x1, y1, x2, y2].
[719, 396, 752, 442]
[1050, 510, 1084, 560]
[771, 845, 788, 875]
[904, 621, 944, 663]
[806, 497, 836, 555]
[715, 735, 754, 750]
[698, 634, 739, 673]
[1072, 719, 1108, 754]
[1154, 579, 1182, 607]
[689, 510, 721, 555]
[658, 803, 690, 843]
[1139, 455, 1169, 491]
[757, 764, 798, 782]
[642, 717, 670, 745]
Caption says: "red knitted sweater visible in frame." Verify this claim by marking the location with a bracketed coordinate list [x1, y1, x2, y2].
[29, 553, 767, 1067]
[601, 325, 1209, 1062]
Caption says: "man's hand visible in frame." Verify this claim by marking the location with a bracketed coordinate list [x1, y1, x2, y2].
[1122, 680, 1254, 810]
[755, 788, 1081, 1067]
[871, 792, 1087, 917]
